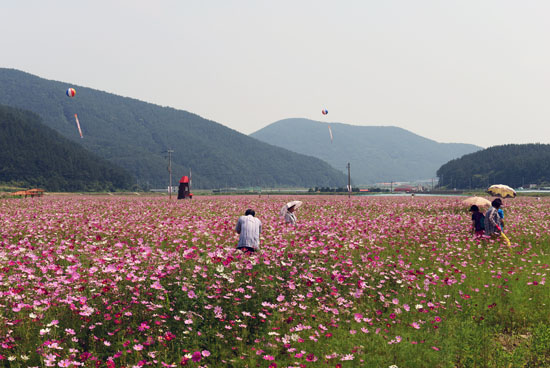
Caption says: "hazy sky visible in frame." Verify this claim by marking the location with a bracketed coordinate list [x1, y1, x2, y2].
[2, 1, 549, 148]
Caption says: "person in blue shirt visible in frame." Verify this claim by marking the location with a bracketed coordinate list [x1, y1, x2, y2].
[498, 207, 504, 229]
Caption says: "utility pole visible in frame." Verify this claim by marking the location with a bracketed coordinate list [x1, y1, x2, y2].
[347, 162, 351, 199]
[167, 149, 174, 199]
[390, 181, 393, 193]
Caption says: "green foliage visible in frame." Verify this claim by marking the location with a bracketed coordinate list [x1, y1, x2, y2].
[0, 69, 345, 188]
[251, 118, 481, 184]
[0, 105, 133, 191]
[437, 143, 550, 189]
[530, 324, 550, 366]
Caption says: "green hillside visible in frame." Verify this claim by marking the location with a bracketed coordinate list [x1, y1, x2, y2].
[251, 118, 481, 184]
[0, 69, 345, 189]
[437, 144, 550, 189]
[0, 105, 133, 191]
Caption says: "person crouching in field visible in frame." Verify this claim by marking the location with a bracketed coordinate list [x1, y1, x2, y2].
[469, 205, 485, 237]
[235, 209, 262, 253]
[284, 205, 297, 226]
[484, 199, 504, 238]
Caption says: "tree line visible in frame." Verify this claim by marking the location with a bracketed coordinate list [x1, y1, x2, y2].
[437, 144, 550, 189]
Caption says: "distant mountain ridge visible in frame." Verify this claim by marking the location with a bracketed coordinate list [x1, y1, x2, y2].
[0, 69, 345, 188]
[0, 105, 133, 191]
[251, 118, 481, 184]
[437, 144, 550, 189]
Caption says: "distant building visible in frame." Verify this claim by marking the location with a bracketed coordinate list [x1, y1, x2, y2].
[394, 185, 415, 193]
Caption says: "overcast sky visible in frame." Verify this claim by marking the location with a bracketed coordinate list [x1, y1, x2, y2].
[2, 0, 549, 148]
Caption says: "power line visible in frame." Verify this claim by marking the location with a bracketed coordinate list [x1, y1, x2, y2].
[166, 149, 174, 199]
[347, 162, 351, 199]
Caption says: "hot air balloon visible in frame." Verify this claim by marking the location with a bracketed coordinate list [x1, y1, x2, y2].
[321, 109, 328, 115]
[66, 88, 76, 97]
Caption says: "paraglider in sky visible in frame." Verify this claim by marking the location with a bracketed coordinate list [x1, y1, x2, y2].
[66, 88, 76, 97]
[321, 108, 331, 142]
[74, 114, 83, 138]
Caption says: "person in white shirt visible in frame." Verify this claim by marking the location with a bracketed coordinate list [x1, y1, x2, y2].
[284, 205, 297, 226]
[235, 209, 262, 252]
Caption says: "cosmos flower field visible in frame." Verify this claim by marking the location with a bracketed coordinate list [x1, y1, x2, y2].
[1, 195, 549, 368]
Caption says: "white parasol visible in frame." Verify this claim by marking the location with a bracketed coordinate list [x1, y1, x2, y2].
[280, 200, 303, 216]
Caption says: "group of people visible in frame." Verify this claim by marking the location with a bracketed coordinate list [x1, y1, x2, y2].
[469, 198, 505, 238]
[235, 198, 509, 253]
[235, 203, 298, 253]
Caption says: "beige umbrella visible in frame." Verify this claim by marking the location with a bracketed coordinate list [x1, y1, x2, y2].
[462, 196, 491, 208]
[280, 200, 303, 216]
[487, 184, 516, 198]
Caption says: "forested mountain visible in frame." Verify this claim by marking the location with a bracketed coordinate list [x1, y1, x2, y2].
[437, 144, 550, 189]
[0, 105, 133, 191]
[0, 69, 345, 188]
[251, 118, 481, 184]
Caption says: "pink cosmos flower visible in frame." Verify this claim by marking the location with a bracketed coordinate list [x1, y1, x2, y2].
[306, 353, 318, 362]
[192, 351, 202, 362]
[57, 359, 72, 367]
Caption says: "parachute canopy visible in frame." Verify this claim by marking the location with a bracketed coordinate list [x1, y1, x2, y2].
[66, 88, 76, 97]
[321, 109, 328, 115]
